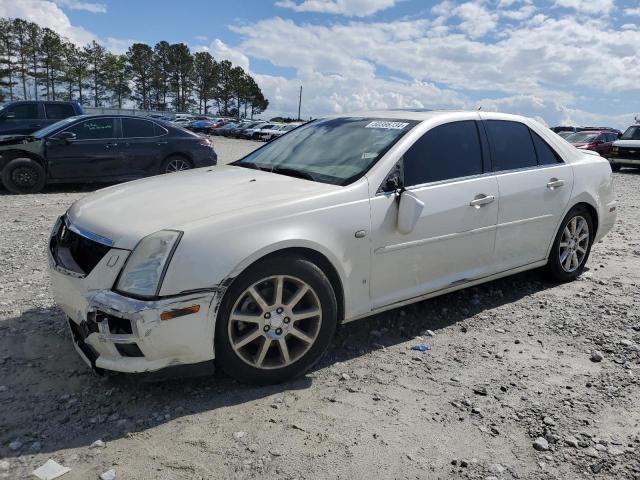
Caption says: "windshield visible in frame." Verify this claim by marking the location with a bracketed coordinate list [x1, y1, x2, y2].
[233, 117, 416, 185]
[566, 132, 598, 143]
[621, 126, 640, 140]
[32, 116, 81, 138]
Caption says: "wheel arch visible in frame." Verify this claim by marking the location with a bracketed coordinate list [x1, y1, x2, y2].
[221, 244, 346, 324]
[545, 197, 600, 258]
[0, 150, 47, 172]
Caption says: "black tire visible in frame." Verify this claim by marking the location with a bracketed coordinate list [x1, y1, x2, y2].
[215, 255, 338, 385]
[160, 155, 193, 174]
[1, 157, 46, 194]
[545, 205, 594, 282]
[610, 164, 621, 172]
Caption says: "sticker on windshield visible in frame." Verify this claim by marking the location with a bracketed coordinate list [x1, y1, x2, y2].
[365, 121, 409, 130]
[361, 152, 378, 159]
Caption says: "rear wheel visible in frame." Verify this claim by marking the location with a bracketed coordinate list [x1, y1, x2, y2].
[1, 157, 46, 194]
[215, 256, 337, 385]
[161, 155, 192, 174]
[545, 205, 594, 282]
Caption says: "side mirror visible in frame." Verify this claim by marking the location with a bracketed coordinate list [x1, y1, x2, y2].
[56, 131, 77, 143]
[397, 190, 424, 234]
[5, 112, 15, 119]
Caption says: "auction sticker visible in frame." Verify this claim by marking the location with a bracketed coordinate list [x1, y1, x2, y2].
[365, 121, 409, 129]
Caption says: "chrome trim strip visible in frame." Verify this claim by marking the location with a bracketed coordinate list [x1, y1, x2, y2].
[64, 216, 114, 247]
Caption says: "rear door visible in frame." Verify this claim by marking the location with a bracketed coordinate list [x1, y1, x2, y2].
[482, 119, 574, 271]
[120, 118, 167, 176]
[0, 102, 42, 135]
[46, 117, 123, 179]
[370, 119, 499, 308]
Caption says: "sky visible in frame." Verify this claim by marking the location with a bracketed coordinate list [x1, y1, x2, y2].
[1, 0, 639, 128]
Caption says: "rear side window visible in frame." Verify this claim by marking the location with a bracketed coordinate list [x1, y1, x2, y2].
[485, 120, 537, 171]
[65, 118, 115, 140]
[45, 103, 75, 119]
[122, 118, 156, 138]
[4, 103, 38, 119]
[403, 120, 483, 187]
[530, 130, 562, 165]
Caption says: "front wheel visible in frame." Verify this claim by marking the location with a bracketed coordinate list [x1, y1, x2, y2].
[215, 256, 338, 385]
[1, 157, 46, 194]
[545, 206, 594, 282]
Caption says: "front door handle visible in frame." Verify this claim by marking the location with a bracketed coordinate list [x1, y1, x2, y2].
[469, 194, 496, 208]
[547, 178, 565, 189]
[156, 141, 168, 146]
[105, 142, 118, 149]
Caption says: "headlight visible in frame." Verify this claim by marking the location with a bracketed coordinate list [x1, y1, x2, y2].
[116, 230, 182, 298]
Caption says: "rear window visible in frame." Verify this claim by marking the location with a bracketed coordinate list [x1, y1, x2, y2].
[485, 120, 537, 171]
[530, 131, 562, 165]
[45, 103, 75, 119]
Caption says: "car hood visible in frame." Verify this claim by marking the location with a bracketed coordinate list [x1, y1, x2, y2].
[613, 140, 640, 148]
[67, 165, 340, 249]
[0, 134, 35, 146]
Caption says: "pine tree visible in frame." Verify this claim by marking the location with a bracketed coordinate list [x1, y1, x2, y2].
[103, 53, 130, 108]
[0, 18, 16, 101]
[84, 40, 107, 106]
[127, 43, 153, 109]
[192, 51, 218, 114]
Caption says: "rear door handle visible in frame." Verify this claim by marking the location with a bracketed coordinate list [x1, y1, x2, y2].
[469, 194, 496, 208]
[105, 143, 118, 148]
[547, 178, 565, 189]
[156, 141, 168, 146]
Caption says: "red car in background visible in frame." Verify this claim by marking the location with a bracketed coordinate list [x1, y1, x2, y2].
[564, 130, 618, 156]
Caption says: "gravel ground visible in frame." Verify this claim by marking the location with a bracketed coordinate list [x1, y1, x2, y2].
[0, 139, 639, 479]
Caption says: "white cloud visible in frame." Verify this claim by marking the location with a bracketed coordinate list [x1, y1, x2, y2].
[53, 0, 106, 13]
[104, 37, 138, 54]
[0, 0, 97, 44]
[452, 2, 498, 38]
[227, 12, 640, 127]
[624, 6, 640, 16]
[553, 0, 615, 15]
[275, 0, 397, 17]
[208, 39, 251, 71]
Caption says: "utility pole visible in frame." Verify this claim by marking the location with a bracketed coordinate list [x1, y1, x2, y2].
[297, 85, 302, 121]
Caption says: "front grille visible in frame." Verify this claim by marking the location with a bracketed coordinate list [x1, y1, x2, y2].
[50, 218, 111, 276]
[613, 147, 640, 160]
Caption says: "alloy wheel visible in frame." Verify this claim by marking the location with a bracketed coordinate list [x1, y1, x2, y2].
[165, 158, 191, 173]
[228, 275, 322, 370]
[559, 215, 589, 273]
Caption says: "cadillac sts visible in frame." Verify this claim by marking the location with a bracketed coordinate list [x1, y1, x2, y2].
[48, 111, 618, 384]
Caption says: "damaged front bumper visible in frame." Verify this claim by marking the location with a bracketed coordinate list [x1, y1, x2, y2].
[48, 226, 217, 373]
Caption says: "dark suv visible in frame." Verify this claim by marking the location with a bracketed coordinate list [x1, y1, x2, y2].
[0, 101, 84, 135]
[0, 115, 217, 193]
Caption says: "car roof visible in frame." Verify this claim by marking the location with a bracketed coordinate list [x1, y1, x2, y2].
[333, 109, 530, 123]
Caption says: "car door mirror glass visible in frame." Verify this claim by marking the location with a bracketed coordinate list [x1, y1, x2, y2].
[397, 190, 424, 234]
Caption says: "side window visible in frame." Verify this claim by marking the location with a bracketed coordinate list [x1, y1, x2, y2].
[403, 120, 483, 187]
[45, 103, 75, 119]
[485, 120, 537, 171]
[121, 118, 156, 138]
[154, 123, 168, 136]
[4, 103, 38, 119]
[530, 130, 562, 165]
[65, 118, 115, 140]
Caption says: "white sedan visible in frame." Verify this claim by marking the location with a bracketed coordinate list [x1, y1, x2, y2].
[48, 110, 617, 384]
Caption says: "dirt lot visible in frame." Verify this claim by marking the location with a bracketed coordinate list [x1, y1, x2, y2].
[1, 137, 639, 479]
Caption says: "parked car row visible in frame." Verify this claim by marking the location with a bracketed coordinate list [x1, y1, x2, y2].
[0, 114, 217, 193]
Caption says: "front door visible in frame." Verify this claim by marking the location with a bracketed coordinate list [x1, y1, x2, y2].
[482, 119, 574, 271]
[46, 117, 123, 179]
[369, 120, 499, 309]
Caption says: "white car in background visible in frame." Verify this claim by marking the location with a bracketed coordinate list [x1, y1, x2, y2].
[49, 110, 617, 384]
[259, 123, 302, 141]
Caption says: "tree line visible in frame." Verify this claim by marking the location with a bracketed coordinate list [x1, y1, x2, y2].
[0, 17, 269, 118]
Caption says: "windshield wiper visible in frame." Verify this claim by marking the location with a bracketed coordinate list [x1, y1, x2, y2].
[270, 166, 316, 181]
